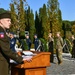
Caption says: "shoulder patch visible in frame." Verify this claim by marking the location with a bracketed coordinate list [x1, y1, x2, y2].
[0, 32, 4, 38]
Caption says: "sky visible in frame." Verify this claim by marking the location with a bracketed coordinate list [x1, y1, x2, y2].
[0, 0, 75, 21]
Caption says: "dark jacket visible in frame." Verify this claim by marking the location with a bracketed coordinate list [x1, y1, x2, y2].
[0, 26, 23, 75]
[10, 37, 16, 52]
[34, 38, 39, 50]
[72, 39, 75, 58]
[26, 38, 31, 50]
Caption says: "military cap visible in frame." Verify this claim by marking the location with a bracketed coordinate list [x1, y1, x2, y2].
[56, 32, 60, 34]
[0, 8, 11, 19]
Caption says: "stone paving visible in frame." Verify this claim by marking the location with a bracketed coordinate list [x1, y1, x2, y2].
[9, 53, 75, 75]
[46, 53, 75, 75]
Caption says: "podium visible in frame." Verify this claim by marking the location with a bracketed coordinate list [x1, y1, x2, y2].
[11, 52, 51, 75]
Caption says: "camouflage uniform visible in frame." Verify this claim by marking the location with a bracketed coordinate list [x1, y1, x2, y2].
[55, 36, 63, 64]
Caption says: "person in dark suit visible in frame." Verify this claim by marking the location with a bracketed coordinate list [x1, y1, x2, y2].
[72, 39, 75, 58]
[33, 34, 39, 51]
[9, 32, 16, 52]
[71, 35, 75, 58]
[25, 34, 32, 50]
[0, 8, 31, 75]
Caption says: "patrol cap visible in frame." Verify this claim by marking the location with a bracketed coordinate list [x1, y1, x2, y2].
[0, 8, 11, 19]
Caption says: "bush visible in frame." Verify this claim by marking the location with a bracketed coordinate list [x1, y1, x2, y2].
[39, 38, 48, 52]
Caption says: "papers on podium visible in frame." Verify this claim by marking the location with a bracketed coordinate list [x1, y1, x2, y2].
[10, 51, 36, 63]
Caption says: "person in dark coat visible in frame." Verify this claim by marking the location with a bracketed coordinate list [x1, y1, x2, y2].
[71, 35, 75, 58]
[9, 32, 16, 52]
[0, 8, 31, 75]
[33, 34, 39, 51]
[48, 33, 54, 63]
[72, 40, 75, 58]
[25, 34, 32, 50]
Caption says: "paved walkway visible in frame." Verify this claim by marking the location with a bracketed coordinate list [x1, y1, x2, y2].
[47, 53, 75, 75]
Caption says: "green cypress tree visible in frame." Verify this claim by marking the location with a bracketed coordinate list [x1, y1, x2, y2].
[35, 11, 40, 36]
[47, 0, 62, 35]
[29, 10, 35, 42]
[10, 4, 18, 32]
[25, 7, 35, 41]
[19, 0, 25, 32]
[10, 0, 26, 33]
[41, 4, 50, 41]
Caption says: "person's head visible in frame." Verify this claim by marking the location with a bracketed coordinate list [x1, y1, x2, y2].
[25, 34, 29, 39]
[34, 34, 38, 39]
[9, 32, 14, 39]
[0, 9, 11, 29]
[48, 33, 52, 38]
[56, 32, 60, 37]
[71, 35, 75, 40]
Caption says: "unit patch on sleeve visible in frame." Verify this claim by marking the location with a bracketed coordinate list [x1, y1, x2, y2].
[0, 32, 4, 38]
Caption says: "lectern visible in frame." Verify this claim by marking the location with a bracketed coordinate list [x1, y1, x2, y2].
[11, 52, 51, 75]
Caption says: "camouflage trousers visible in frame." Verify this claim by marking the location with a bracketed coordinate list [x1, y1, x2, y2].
[56, 49, 63, 64]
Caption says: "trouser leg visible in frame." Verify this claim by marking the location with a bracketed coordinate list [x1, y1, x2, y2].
[56, 49, 63, 64]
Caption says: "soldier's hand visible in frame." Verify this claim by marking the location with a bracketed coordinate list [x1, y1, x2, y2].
[23, 57, 32, 62]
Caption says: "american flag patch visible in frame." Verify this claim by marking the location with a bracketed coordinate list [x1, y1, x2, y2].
[0, 32, 4, 38]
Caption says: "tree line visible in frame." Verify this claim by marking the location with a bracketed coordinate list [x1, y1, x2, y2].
[0, 0, 75, 42]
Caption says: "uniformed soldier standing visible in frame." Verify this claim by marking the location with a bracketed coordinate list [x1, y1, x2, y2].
[0, 8, 31, 75]
[55, 32, 63, 64]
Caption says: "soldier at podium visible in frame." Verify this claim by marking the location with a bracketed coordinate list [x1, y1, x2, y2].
[0, 8, 32, 75]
